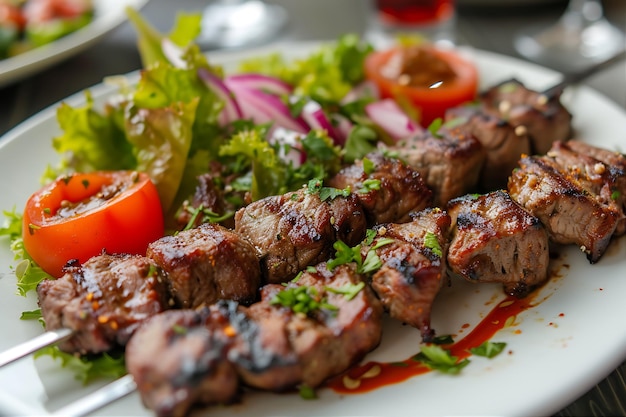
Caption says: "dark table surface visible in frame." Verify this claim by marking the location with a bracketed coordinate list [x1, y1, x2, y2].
[1, 0, 625, 415]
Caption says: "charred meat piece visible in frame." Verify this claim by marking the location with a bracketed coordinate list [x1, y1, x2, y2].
[447, 191, 550, 297]
[126, 263, 383, 417]
[508, 155, 621, 263]
[270, 262, 383, 388]
[445, 106, 531, 191]
[37, 253, 170, 355]
[234, 187, 367, 283]
[364, 208, 451, 341]
[328, 152, 433, 225]
[147, 222, 261, 309]
[126, 306, 241, 417]
[390, 126, 486, 207]
[547, 140, 626, 235]
[480, 79, 572, 154]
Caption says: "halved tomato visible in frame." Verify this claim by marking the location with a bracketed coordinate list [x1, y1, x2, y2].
[364, 44, 479, 127]
[22, 171, 164, 277]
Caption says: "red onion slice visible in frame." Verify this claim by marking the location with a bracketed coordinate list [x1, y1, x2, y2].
[341, 80, 380, 104]
[365, 99, 423, 142]
[197, 67, 243, 125]
[226, 81, 308, 133]
[301, 99, 341, 144]
[225, 73, 294, 96]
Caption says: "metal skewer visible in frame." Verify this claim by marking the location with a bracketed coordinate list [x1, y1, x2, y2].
[0, 328, 73, 367]
[542, 49, 626, 98]
[51, 374, 137, 417]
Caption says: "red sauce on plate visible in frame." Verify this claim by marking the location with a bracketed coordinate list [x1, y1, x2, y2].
[327, 294, 535, 394]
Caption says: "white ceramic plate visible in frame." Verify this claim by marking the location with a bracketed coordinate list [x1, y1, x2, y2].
[0, 0, 149, 88]
[0, 43, 625, 416]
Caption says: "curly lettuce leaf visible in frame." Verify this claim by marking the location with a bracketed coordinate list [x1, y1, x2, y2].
[53, 91, 136, 174]
[238, 34, 373, 103]
[220, 127, 287, 201]
[34, 346, 126, 385]
[0, 209, 51, 296]
[124, 99, 198, 212]
[125, 7, 202, 68]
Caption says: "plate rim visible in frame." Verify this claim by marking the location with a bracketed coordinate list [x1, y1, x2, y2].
[0, 43, 625, 417]
[0, 0, 150, 88]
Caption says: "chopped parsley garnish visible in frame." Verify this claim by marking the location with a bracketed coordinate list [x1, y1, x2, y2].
[413, 344, 470, 374]
[362, 157, 375, 175]
[423, 232, 443, 257]
[427, 118, 444, 138]
[470, 341, 507, 358]
[181, 204, 233, 230]
[327, 237, 394, 274]
[611, 190, 621, 201]
[358, 178, 381, 194]
[20, 309, 42, 321]
[299, 384, 317, 400]
[326, 281, 365, 301]
[270, 285, 337, 315]
[305, 178, 351, 201]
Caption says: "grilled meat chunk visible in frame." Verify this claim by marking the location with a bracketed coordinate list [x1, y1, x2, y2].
[234, 188, 367, 283]
[480, 79, 572, 154]
[447, 191, 550, 297]
[508, 154, 621, 263]
[147, 223, 261, 309]
[390, 126, 486, 207]
[37, 253, 170, 355]
[445, 106, 531, 191]
[547, 140, 626, 235]
[126, 263, 383, 417]
[328, 152, 433, 225]
[364, 208, 451, 341]
[126, 306, 241, 417]
[268, 262, 383, 388]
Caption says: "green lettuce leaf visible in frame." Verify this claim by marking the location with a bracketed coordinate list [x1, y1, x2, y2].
[238, 34, 373, 104]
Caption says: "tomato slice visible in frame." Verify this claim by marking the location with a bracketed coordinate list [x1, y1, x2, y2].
[22, 171, 164, 277]
[364, 45, 479, 127]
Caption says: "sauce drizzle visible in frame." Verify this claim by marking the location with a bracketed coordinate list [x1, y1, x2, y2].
[327, 294, 535, 394]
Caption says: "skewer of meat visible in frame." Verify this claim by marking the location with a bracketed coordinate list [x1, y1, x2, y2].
[89, 262, 383, 417]
[0, 152, 426, 367]
[0, 222, 262, 365]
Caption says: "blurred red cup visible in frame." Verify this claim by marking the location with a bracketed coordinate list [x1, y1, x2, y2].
[368, 0, 456, 46]
[376, 0, 455, 26]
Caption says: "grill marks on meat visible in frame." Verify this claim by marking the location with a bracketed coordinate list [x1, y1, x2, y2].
[147, 223, 261, 309]
[480, 79, 572, 154]
[328, 152, 433, 225]
[508, 142, 625, 263]
[234, 188, 367, 283]
[447, 191, 550, 297]
[444, 106, 531, 191]
[125, 306, 241, 417]
[547, 141, 626, 235]
[391, 126, 486, 207]
[365, 208, 451, 341]
[126, 263, 382, 417]
[37, 253, 170, 355]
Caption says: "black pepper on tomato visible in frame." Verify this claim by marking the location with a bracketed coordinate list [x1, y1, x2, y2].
[22, 171, 164, 277]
